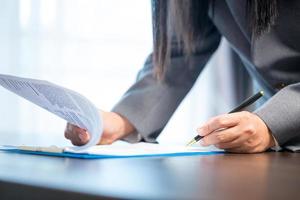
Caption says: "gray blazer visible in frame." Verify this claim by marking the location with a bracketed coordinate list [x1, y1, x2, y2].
[112, 0, 300, 150]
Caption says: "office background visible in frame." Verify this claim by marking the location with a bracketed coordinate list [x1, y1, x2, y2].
[0, 0, 240, 146]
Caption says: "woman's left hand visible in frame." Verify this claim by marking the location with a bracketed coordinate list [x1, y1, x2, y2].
[197, 111, 276, 153]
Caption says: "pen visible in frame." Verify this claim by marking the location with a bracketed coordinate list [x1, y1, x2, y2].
[186, 90, 264, 146]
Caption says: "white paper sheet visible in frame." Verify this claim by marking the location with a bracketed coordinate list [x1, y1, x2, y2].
[64, 141, 224, 156]
[0, 141, 223, 157]
[0, 74, 102, 150]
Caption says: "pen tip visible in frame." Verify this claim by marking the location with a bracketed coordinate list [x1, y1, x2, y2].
[186, 139, 196, 147]
[260, 91, 264, 96]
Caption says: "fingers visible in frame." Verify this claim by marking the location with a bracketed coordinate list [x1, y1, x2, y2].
[199, 113, 253, 148]
[98, 132, 119, 145]
[219, 137, 265, 153]
[200, 126, 241, 146]
[98, 138, 114, 145]
[215, 140, 242, 150]
[198, 111, 273, 153]
[197, 113, 241, 137]
[214, 136, 251, 149]
[206, 126, 256, 148]
[64, 123, 90, 146]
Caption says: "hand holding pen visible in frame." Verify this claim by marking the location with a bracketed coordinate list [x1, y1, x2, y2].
[187, 91, 277, 153]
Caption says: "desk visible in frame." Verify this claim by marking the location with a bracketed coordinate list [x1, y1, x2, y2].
[0, 133, 300, 200]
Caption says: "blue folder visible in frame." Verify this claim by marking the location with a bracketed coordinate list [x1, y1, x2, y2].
[0, 146, 224, 159]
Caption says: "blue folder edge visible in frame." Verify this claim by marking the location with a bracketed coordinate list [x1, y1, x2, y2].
[0, 148, 225, 159]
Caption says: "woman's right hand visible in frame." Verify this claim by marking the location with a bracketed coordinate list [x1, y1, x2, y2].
[64, 110, 136, 146]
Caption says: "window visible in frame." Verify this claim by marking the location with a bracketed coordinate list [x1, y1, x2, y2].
[0, 0, 152, 144]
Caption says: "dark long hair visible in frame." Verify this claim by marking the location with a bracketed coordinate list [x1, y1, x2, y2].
[152, 0, 278, 78]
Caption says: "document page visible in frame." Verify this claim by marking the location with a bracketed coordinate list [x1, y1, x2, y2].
[0, 74, 102, 150]
[0, 141, 223, 158]
[64, 141, 224, 156]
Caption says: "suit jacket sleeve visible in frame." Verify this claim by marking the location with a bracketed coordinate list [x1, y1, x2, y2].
[255, 83, 300, 146]
[111, 22, 221, 143]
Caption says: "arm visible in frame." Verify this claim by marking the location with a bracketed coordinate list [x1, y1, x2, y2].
[112, 22, 221, 143]
[255, 83, 300, 146]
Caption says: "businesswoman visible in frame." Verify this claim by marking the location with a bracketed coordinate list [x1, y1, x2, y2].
[65, 0, 300, 153]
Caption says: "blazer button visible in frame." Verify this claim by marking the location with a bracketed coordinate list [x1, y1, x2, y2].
[274, 82, 286, 90]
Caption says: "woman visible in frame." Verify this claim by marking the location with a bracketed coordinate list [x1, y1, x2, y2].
[65, 0, 300, 153]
